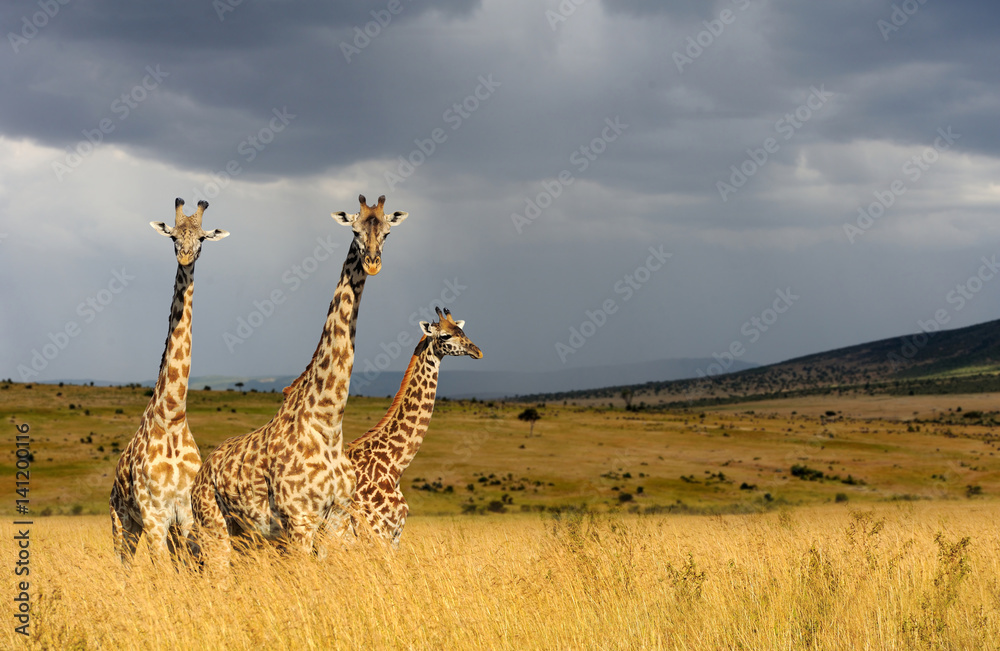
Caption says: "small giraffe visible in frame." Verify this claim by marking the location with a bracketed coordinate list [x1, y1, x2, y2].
[110, 198, 229, 565]
[192, 195, 408, 565]
[332, 308, 482, 546]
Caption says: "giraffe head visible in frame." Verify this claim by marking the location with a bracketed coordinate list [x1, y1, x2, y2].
[420, 307, 484, 359]
[150, 198, 229, 265]
[331, 194, 408, 276]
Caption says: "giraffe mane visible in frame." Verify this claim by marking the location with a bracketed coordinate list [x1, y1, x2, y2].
[282, 371, 307, 397]
[351, 336, 427, 447]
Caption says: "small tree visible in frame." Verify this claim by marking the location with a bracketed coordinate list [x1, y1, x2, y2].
[621, 388, 634, 410]
[235, 381, 245, 393]
[518, 407, 541, 436]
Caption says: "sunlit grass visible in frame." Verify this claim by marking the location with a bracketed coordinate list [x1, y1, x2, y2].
[4, 503, 999, 649]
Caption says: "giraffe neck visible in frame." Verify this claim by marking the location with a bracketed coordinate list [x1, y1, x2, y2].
[354, 337, 441, 484]
[281, 241, 367, 431]
[146, 263, 195, 426]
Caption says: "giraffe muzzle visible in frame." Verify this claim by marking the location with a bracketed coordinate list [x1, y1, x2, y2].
[468, 345, 483, 359]
[364, 255, 381, 275]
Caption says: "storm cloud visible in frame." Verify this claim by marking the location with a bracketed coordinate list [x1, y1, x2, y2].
[2, 0, 999, 389]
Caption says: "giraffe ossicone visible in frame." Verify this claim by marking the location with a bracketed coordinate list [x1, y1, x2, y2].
[109, 198, 228, 567]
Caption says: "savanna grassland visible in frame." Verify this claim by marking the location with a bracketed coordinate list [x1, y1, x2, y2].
[3, 381, 1000, 649]
[3, 505, 1000, 649]
[3, 381, 1000, 516]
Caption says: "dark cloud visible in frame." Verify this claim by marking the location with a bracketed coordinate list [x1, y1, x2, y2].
[2, 0, 1000, 384]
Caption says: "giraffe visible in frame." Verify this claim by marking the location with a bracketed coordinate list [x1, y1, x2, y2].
[191, 194, 408, 566]
[329, 307, 482, 547]
[109, 198, 229, 566]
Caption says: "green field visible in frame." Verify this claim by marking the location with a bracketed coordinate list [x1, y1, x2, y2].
[3, 381, 999, 518]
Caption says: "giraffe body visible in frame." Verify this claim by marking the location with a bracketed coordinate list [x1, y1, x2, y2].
[110, 199, 228, 565]
[192, 195, 408, 563]
[333, 308, 482, 546]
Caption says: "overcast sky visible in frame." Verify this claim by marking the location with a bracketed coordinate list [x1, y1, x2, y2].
[2, 0, 999, 386]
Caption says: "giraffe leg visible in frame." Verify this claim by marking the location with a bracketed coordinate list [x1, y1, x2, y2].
[110, 487, 125, 562]
[110, 486, 141, 566]
[313, 518, 331, 560]
[391, 516, 405, 549]
[286, 525, 316, 555]
[143, 514, 172, 565]
[191, 478, 232, 577]
[166, 497, 200, 569]
[281, 508, 320, 556]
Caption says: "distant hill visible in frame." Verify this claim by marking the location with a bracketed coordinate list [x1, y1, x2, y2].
[52, 357, 758, 400]
[51, 317, 1000, 403]
[347, 357, 757, 399]
[522, 317, 1000, 405]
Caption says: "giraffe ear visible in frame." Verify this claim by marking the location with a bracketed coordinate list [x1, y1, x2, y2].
[454, 320, 465, 329]
[332, 211, 357, 226]
[203, 229, 230, 242]
[419, 321, 435, 337]
[387, 210, 408, 225]
[150, 221, 173, 237]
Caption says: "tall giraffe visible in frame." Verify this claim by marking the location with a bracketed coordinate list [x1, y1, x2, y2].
[192, 195, 408, 565]
[330, 308, 482, 546]
[110, 198, 229, 565]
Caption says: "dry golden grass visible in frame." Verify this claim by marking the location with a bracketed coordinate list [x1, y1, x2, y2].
[5, 503, 1000, 650]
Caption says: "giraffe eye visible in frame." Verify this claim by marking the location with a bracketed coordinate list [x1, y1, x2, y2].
[439, 334, 452, 341]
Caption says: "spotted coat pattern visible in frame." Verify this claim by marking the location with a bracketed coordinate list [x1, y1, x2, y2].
[332, 309, 482, 546]
[191, 195, 408, 563]
[109, 199, 228, 565]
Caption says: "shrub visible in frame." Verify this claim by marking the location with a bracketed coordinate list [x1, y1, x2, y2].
[791, 464, 824, 481]
[486, 500, 507, 513]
